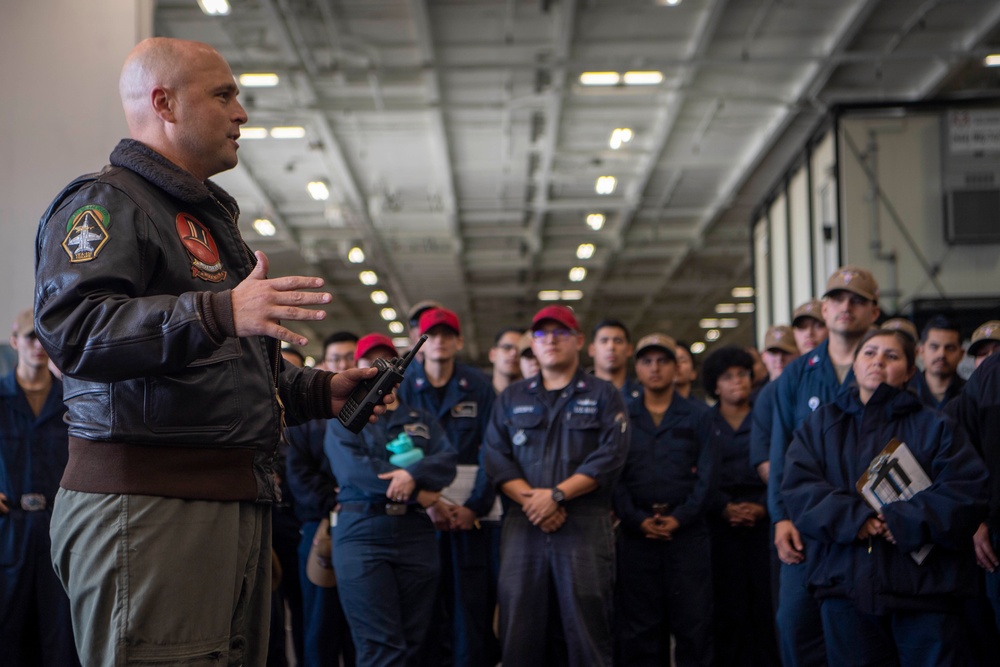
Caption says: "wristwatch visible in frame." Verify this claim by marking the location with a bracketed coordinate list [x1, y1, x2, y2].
[551, 487, 567, 506]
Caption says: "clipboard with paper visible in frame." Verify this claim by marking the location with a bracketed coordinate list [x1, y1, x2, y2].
[855, 438, 933, 564]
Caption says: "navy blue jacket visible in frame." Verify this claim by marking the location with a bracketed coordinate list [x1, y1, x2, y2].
[769, 340, 856, 523]
[947, 353, 1000, 531]
[399, 361, 496, 517]
[613, 393, 715, 533]
[284, 419, 339, 523]
[910, 369, 965, 411]
[783, 384, 987, 614]
[484, 370, 629, 514]
[707, 406, 766, 519]
[0, 371, 68, 566]
[323, 402, 457, 505]
[749, 380, 776, 470]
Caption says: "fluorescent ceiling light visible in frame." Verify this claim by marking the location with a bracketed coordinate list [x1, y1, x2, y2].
[538, 290, 562, 301]
[307, 181, 330, 201]
[240, 127, 268, 139]
[609, 128, 633, 150]
[731, 286, 755, 298]
[718, 318, 740, 328]
[359, 271, 378, 286]
[579, 71, 621, 86]
[705, 329, 721, 341]
[715, 303, 736, 314]
[197, 0, 230, 15]
[348, 247, 365, 263]
[370, 290, 388, 304]
[380, 308, 397, 321]
[392, 337, 410, 349]
[690, 341, 706, 354]
[736, 303, 756, 313]
[623, 71, 664, 85]
[985, 54, 1000, 67]
[239, 73, 279, 87]
[576, 243, 595, 260]
[657, 0, 682, 6]
[699, 318, 719, 329]
[595, 176, 617, 195]
[586, 213, 605, 230]
[569, 267, 587, 282]
[561, 290, 584, 301]
[388, 321, 404, 334]
[252, 218, 275, 237]
[270, 126, 306, 139]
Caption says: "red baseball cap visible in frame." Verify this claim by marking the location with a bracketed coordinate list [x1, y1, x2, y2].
[419, 307, 461, 336]
[531, 305, 580, 333]
[355, 333, 398, 361]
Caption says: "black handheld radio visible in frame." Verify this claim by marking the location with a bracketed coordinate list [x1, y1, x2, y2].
[337, 335, 427, 433]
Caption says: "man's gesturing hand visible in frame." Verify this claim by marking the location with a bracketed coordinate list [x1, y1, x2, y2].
[232, 251, 332, 346]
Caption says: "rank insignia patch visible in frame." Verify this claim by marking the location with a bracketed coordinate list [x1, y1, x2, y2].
[62, 205, 110, 262]
[175, 213, 227, 282]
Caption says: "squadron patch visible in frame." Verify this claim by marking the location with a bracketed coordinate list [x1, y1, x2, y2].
[62, 205, 110, 262]
[175, 213, 227, 282]
[451, 402, 478, 419]
[403, 422, 431, 440]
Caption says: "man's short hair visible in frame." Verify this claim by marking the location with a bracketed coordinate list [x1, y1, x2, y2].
[675, 340, 696, 368]
[591, 318, 631, 343]
[919, 315, 961, 343]
[323, 331, 359, 351]
[493, 326, 524, 346]
[280, 347, 306, 366]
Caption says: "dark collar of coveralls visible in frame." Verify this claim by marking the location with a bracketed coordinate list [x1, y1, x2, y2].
[408, 360, 481, 416]
[0, 370, 64, 422]
[110, 139, 239, 213]
[520, 368, 602, 417]
[627, 390, 698, 434]
[831, 382, 923, 422]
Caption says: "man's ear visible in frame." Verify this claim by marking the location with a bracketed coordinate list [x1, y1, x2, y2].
[150, 86, 175, 122]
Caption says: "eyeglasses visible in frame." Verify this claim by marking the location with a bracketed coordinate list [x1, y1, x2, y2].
[532, 328, 574, 340]
[496, 343, 518, 352]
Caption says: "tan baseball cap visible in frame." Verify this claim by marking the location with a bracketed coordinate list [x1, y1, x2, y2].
[792, 299, 823, 327]
[763, 325, 798, 355]
[823, 265, 878, 303]
[634, 333, 678, 360]
[406, 300, 445, 328]
[517, 331, 534, 357]
[880, 318, 918, 343]
[969, 320, 1000, 356]
[11, 309, 34, 337]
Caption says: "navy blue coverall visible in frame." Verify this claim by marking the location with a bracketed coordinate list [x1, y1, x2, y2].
[484, 370, 629, 667]
[613, 393, 716, 667]
[324, 403, 457, 667]
[285, 418, 355, 667]
[398, 361, 498, 667]
[769, 340, 855, 667]
[706, 406, 779, 667]
[949, 353, 1000, 630]
[783, 384, 988, 667]
[0, 371, 79, 666]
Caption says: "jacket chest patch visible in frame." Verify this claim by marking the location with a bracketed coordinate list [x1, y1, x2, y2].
[175, 213, 227, 282]
[451, 401, 478, 418]
[62, 205, 111, 262]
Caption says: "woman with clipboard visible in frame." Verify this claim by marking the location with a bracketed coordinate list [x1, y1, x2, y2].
[782, 328, 988, 667]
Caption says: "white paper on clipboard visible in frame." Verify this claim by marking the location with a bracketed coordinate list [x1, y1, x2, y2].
[440, 464, 502, 521]
[856, 438, 933, 564]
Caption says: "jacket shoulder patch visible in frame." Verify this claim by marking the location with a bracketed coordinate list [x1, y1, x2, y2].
[62, 205, 110, 262]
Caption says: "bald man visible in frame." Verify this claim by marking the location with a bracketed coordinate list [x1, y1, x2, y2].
[34, 38, 391, 666]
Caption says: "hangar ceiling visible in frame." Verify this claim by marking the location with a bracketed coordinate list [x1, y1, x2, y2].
[155, 0, 1000, 361]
